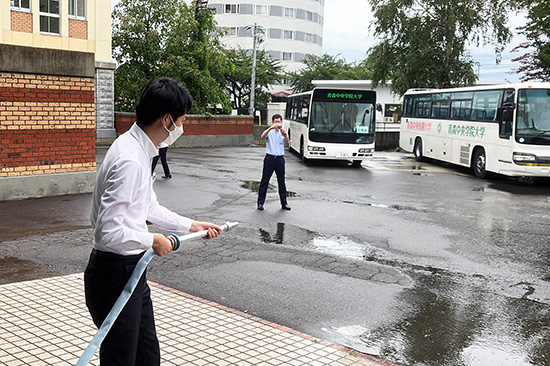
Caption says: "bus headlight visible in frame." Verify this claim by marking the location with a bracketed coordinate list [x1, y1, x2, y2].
[513, 152, 538, 165]
[307, 146, 326, 152]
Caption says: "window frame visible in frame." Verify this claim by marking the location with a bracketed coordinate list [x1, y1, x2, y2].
[69, 0, 86, 19]
[224, 4, 239, 14]
[11, 0, 31, 11]
[255, 5, 268, 15]
[284, 7, 296, 18]
[282, 52, 293, 61]
[39, 0, 60, 35]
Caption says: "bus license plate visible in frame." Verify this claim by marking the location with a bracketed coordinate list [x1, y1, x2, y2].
[336, 152, 349, 157]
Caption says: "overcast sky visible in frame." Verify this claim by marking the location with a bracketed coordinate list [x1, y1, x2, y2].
[322, 0, 526, 82]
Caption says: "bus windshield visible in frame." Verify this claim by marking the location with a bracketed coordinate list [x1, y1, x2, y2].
[516, 89, 550, 144]
[309, 100, 375, 144]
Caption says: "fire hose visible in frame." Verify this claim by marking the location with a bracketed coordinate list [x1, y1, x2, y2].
[75, 221, 239, 366]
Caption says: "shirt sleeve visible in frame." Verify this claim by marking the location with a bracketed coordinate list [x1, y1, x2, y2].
[147, 187, 193, 233]
[93, 158, 154, 251]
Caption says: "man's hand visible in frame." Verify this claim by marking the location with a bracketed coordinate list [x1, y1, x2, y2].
[190, 221, 222, 239]
[152, 233, 173, 256]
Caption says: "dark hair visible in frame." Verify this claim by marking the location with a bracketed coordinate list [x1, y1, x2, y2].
[272, 114, 283, 121]
[136, 78, 193, 127]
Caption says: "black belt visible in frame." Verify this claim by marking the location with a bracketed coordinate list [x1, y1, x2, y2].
[91, 248, 143, 260]
[266, 154, 284, 159]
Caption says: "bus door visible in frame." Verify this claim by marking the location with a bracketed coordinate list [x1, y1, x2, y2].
[497, 89, 515, 164]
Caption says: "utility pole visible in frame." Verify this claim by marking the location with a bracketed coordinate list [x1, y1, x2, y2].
[247, 23, 264, 116]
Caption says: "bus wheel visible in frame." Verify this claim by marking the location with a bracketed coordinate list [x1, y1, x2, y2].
[352, 160, 362, 167]
[300, 139, 308, 164]
[414, 138, 423, 162]
[473, 149, 487, 179]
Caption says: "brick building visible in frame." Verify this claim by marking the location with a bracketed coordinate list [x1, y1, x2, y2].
[0, 0, 114, 200]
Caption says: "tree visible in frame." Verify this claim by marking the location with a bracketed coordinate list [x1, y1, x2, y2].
[366, 0, 514, 96]
[112, 0, 231, 114]
[224, 48, 284, 110]
[288, 54, 372, 93]
[511, 0, 550, 81]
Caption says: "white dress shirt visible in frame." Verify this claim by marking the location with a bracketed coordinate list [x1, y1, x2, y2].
[91, 123, 193, 255]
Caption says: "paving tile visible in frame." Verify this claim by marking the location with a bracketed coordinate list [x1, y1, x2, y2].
[0, 273, 390, 366]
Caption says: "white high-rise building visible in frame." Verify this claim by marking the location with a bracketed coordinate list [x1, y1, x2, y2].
[210, 0, 325, 93]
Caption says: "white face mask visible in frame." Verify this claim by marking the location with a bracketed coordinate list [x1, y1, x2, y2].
[161, 115, 184, 146]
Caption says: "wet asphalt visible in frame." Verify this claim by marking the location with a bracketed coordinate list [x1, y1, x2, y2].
[1, 146, 550, 366]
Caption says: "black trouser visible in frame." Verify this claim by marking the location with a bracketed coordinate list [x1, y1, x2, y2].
[257, 154, 287, 206]
[151, 147, 170, 176]
[84, 250, 160, 366]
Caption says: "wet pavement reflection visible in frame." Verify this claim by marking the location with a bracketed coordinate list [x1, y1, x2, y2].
[256, 220, 550, 366]
[360, 270, 550, 366]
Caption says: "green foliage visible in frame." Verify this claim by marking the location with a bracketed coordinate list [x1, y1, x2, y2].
[224, 48, 284, 110]
[366, 0, 514, 96]
[112, 0, 231, 114]
[288, 54, 372, 93]
[512, 0, 550, 81]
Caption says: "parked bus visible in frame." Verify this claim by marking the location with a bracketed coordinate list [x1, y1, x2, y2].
[284, 86, 377, 166]
[400, 83, 550, 178]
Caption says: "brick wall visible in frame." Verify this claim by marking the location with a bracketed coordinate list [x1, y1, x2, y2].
[115, 112, 254, 140]
[11, 10, 33, 33]
[69, 19, 88, 39]
[0, 72, 96, 178]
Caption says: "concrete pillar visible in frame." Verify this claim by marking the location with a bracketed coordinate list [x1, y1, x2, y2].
[95, 61, 117, 145]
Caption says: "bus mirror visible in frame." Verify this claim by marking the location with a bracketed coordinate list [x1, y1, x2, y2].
[302, 108, 309, 117]
[503, 102, 516, 109]
[376, 103, 382, 112]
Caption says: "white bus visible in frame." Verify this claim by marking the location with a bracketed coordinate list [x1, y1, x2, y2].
[284, 87, 377, 167]
[400, 83, 550, 178]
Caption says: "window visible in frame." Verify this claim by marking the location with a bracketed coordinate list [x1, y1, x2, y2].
[225, 4, 239, 13]
[284, 7, 295, 17]
[69, 0, 85, 18]
[451, 100, 472, 119]
[40, 0, 60, 34]
[283, 30, 294, 39]
[256, 5, 268, 15]
[431, 93, 451, 119]
[11, 0, 30, 10]
[471, 90, 501, 121]
[306, 11, 313, 21]
[226, 26, 238, 36]
[282, 52, 292, 61]
[414, 101, 432, 117]
[432, 100, 450, 118]
[305, 33, 313, 43]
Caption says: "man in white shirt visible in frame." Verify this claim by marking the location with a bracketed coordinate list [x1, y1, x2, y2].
[85, 78, 221, 365]
[257, 114, 291, 211]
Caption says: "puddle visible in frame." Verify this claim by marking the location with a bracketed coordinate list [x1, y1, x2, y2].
[358, 271, 549, 366]
[258, 223, 376, 260]
[0, 257, 59, 285]
[342, 200, 423, 212]
[311, 235, 375, 260]
[241, 180, 297, 197]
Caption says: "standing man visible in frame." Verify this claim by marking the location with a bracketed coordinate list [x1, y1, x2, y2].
[257, 114, 291, 211]
[85, 78, 222, 365]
